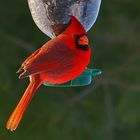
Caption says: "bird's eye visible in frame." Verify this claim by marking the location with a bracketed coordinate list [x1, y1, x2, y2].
[78, 35, 89, 46]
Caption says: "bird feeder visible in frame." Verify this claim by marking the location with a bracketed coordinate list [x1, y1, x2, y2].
[28, 0, 102, 87]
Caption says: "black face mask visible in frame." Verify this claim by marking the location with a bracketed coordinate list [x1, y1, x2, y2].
[74, 34, 89, 51]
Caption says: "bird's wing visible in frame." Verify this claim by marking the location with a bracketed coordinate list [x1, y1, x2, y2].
[18, 38, 75, 78]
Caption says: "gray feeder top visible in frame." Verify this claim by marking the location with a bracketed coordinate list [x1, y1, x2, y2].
[28, 0, 101, 38]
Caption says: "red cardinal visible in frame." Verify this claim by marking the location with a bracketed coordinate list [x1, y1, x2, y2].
[6, 16, 91, 131]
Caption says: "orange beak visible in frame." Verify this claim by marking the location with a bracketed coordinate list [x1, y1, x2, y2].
[78, 36, 89, 45]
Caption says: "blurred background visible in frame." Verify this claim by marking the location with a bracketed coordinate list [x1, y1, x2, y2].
[0, 0, 140, 140]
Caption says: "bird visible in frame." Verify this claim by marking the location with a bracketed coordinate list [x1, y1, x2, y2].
[6, 15, 91, 131]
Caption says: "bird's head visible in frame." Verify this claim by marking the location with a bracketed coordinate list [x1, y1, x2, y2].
[64, 16, 89, 51]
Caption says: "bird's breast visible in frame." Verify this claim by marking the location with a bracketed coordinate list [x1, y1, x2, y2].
[40, 55, 90, 84]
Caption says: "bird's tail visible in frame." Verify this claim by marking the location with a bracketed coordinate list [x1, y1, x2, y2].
[6, 78, 42, 131]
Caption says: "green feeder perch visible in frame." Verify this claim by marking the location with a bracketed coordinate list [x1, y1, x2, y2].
[43, 68, 102, 87]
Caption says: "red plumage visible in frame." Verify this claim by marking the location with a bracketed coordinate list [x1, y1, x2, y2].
[6, 16, 91, 131]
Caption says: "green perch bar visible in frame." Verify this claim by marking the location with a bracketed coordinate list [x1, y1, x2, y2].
[43, 68, 102, 87]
